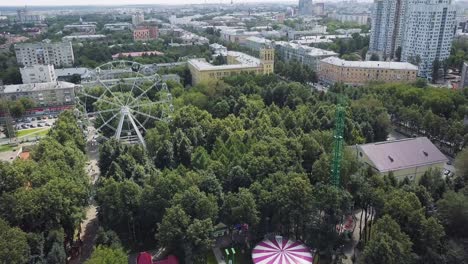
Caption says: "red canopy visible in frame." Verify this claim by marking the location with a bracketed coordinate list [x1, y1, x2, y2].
[137, 252, 153, 264]
[155, 255, 179, 264]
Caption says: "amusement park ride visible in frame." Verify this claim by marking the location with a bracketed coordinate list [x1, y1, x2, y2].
[75, 61, 173, 148]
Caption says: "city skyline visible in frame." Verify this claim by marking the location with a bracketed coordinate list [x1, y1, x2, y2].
[0, 0, 373, 7]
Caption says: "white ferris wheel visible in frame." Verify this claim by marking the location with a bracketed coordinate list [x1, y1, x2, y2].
[75, 61, 173, 148]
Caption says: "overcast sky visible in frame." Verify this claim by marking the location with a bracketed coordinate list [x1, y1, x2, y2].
[0, 0, 307, 7]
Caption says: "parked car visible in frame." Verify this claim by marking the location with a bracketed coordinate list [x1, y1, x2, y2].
[30, 124, 36, 128]
[45, 123, 51, 126]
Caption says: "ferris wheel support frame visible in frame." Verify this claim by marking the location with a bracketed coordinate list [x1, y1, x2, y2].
[76, 60, 173, 148]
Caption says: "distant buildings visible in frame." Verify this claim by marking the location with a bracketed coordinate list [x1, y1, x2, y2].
[132, 12, 145, 26]
[319, 57, 418, 86]
[298, 0, 314, 16]
[330, 13, 369, 25]
[352, 137, 448, 181]
[244, 36, 273, 52]
[62, 34, 106, 41]
[220, 28, 261, 45]
[64, 24, 97, 34]
[0, 81, 78, 107]
[133, 26, 159, 41]
[112, 51, 164, 60]
[14, 40, 74, 67]
[103, 23, 132, 31]
[275, 41, 337, 71]
[188, 48, 274, 85]
[368, 0, 456, 79]
[313, 3, 325, 16]
[20, 64, 56, 84]
[16, 7, 45, 24]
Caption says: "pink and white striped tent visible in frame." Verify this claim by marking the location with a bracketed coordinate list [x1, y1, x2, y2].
[252, 236, 313, 264]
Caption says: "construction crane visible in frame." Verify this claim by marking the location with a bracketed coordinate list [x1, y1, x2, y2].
[330, 98, 345, 187]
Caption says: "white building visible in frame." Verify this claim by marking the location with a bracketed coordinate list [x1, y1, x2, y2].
[331, 13, 369, 25]
[14, 40, 74, 67]
[220, 29, 261, 44]
[103, 23, 132, 31]
[20, 64, 56, 84]
[0, 81, 78, 107]
[401, 0, 457, 79]
[244, 36, 273, 51]
[298, 0, 314, 16]
[64, 24, 96, 34]
[62, 34, 106, 41]
[368, 0, 408, 60]
[369, 0, 456, 79]
[132, 13, 144, 26]
[275, 41, 338, 71]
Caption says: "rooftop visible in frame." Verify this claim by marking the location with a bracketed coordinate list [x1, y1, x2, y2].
[246, 36, 272, 45]
[358, 137, 448, 172]
[0, 81, 77, 93]
[188, 51, 261, 71]
[275, 41, 337, 57]
[63, 34, 106, 40]
[321, 57, 419, 70]
[111, 51, 164, 59]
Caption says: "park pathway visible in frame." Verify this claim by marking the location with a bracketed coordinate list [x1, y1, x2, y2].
[69, 128, 100, 264]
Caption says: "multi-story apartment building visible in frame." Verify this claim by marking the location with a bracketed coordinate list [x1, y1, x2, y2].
[20, 64, 56, 84]
[133, 26, 159, 41]
[319, 57, 418, 86]
[298, 0, 314, 16]
[132, 13, 144, 26]
[64, 24, 97, 34]
[220, 29, 261, 44]
[103, 23, 133, 31]
[401, 0, 457, 78]
[459, 62, 468, 88]
[16, 7, 45, 24]
[331, 13, 370, 25]
[244, 36, 273, 52]
[14, 40, 74, 67]
[188, 48, 274, 85]
[368, 0, 407, 60]
[369, 0, 456, 79]
[275, 41, 337, 71]
[0, 81, 78, 107]
[313, 3, 325, 16]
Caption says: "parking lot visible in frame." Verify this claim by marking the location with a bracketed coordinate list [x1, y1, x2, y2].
[14, 115, 58, 131]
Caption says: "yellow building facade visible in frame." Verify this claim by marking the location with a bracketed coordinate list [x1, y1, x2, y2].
[188, 48, 274, 86]
[319, 57, 418, 86]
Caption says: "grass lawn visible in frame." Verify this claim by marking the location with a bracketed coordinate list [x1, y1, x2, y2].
[0, 144, 14, 152]
[17, 128, 50, 138]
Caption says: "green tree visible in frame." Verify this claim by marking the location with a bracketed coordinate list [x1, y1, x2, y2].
[85, 246, 128, 264]
[436, 191, 468, 237]
[222, 188, 259, 227]
[362, 215, 414, 264]
[0, 218, 30, 264]
[46, 242, 66, 264]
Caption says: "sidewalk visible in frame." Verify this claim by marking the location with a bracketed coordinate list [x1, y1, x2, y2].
[212, 247, 226, 264]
